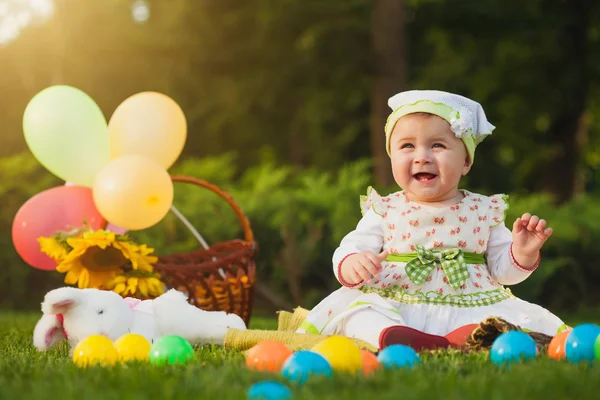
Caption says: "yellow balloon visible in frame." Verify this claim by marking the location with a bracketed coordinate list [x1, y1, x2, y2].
[93, 154, 174, 230]
[108, 92, 187, 170]
[311, 335, 363, 375]
[114, 333, 151, 362]
[72, 335, 118, 367]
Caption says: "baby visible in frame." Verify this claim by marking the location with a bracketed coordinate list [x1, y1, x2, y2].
[298, 90, 567, 351]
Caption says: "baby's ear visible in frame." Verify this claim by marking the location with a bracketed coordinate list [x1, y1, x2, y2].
[462, 156, 472, 176]
[41, 287, 81, 315]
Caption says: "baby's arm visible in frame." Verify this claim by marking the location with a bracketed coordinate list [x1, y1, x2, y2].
[485, 222, 539, 285]
[333, 208, 385, 288]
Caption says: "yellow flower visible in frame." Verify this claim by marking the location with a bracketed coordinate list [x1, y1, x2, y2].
[56, 230, 124, 289]
[67, 230, 116, 251]
[40, 227, 162, 294]
[57, 256, 121, 289]
[105, 273, 165, 299]
[114, 241, 157, 272]
[38, 237, 68, 261]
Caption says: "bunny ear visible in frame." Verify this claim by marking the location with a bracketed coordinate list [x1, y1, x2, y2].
[41, 287, 81, 315]
[33, 314, 66, 351]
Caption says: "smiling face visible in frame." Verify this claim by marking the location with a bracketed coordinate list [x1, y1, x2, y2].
[389, 113, 471, 204]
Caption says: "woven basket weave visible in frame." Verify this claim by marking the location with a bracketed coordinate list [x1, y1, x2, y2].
[153, 175, 257, 326]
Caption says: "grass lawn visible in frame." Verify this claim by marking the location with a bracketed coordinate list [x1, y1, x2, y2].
[1, 310, 599, 400]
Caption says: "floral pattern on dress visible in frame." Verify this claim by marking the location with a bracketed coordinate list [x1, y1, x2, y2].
[359, 187, 509, 298]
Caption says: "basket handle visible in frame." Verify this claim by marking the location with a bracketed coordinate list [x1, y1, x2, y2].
[170, 175, 255, 244]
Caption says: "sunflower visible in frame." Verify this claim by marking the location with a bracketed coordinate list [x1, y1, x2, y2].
[113, 241, 157, 272]
[39, 228, 166, 296]
[38, 237, 68, 262]
[105, 272, 165, 298]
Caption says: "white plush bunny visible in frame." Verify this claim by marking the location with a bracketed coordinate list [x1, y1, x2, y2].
[33, 286, 247, 352]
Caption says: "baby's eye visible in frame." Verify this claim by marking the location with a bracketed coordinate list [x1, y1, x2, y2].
[432, 143, 446, 149]
[400, 143, 414, 149]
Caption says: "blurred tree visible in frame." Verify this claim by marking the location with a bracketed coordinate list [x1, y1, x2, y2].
[370, 0, 406, 187]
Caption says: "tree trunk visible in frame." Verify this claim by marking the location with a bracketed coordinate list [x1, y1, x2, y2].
[370, 0, 406, 187]
[542, 0, 591, 204]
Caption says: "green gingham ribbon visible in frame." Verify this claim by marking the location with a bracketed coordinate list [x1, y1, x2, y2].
[388, 245, 484, 290]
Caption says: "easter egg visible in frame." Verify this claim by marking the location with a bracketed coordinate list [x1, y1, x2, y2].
[281, 350, 332, 384]
[114, 333, 152, 362]
[490, 331, 536, 366]
[594, 333, 600, 361]
[311, 336, 362, 375]
[149, 335, 194, 365]
[360, 349, 381, 376]
[565, 323, 600, 363]
[547, 330, 570, 360]
[246, 381, 292, 400]
[377, 344, 420, 369]
[246, 341, 293, 373]
[72, 335, 118, 367]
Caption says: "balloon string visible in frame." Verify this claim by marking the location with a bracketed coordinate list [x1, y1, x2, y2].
[169, 205, 210, 250]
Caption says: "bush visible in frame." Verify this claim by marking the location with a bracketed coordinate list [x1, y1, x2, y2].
[1, 153, 599, 313]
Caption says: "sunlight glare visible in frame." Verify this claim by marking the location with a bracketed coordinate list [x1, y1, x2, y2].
[0, 0, 54, 45]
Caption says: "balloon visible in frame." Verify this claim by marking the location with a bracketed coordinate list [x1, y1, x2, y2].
[105, 223, 128, 235]
[65, 182, 128, 234]
[108, 92, 187, 169]
[93, 155, 174, 231]
[23, 85, 110, 187]
[12, 186, 106, 270]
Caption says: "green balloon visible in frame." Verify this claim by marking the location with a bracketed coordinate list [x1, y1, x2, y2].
[23, 85, 110, 187]
[149, 336, 195, 366]
[595, 334, 600, 361]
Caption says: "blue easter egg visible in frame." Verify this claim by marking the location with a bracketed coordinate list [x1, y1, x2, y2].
[490, 331, 537, 366]
[377, 344, 421, 369]
[246, 381, 292, 400]
[281, 350, 332, 384]
[565, 323, 600, 364]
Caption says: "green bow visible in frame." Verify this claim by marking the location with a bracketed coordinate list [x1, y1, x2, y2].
[404, 245, 471, 289]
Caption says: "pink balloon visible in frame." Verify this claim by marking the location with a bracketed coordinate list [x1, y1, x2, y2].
[12, 186, 107, 271]
[105, 223, 128, 235]
[64, 181, 127, 234]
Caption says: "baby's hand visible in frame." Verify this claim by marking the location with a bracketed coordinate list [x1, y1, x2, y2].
[340, 250, 389, 285]
[512, 213, 553, 258]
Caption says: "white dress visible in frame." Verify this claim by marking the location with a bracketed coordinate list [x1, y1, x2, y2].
[298, 188, 567, 340]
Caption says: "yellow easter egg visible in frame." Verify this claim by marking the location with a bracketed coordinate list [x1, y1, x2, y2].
[311, 335, 363, 374]
[114, 333, 152, 362]
[72, 335, 118, 367]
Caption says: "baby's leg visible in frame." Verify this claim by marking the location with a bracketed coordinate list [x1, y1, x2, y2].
[341, 309, 404, 349]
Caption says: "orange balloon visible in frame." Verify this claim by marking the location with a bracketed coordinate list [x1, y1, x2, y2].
[360, 349, 380, 376]
[93, 155, 174, 230]
[548, 330, 571, 360]
[246, 341, 293, 373]
[108, 92, 187, 169]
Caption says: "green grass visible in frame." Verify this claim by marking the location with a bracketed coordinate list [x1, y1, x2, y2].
[1, 311, 599, 400]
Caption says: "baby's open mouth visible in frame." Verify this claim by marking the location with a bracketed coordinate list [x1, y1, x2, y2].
[413, 172, 437, 181]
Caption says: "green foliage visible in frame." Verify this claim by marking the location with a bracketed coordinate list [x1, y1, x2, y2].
[1, 312, 600, 400]
[3, 155, 600, 311]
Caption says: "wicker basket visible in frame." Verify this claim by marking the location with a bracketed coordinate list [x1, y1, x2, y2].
[153, 175, 257, 326]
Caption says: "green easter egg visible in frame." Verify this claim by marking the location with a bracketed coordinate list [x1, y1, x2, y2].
[149, 335, 195, 365]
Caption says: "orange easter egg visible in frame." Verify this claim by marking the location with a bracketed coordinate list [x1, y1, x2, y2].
[548, 330, 571, 360]
[361, 349, 381, 376]
[246, 341, 293, 373]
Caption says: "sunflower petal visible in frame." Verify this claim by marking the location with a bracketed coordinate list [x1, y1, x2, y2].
[78, 269, 90, 288]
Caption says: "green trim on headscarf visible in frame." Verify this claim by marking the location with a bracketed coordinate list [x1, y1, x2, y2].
[384, 100, 478, 163]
